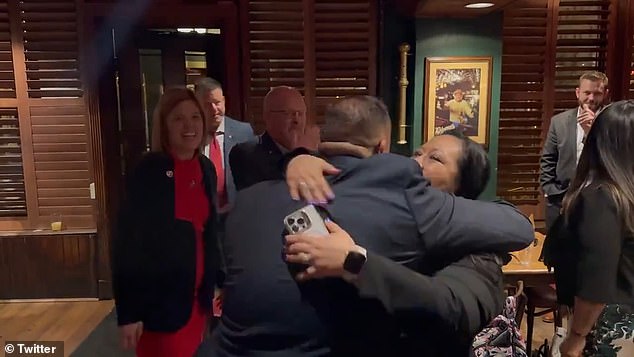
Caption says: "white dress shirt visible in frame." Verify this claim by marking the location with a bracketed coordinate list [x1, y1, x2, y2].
[576, 107, 584, 163]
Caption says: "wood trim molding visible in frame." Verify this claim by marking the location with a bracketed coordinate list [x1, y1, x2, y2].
[303, 0, 316, 124]
[368, 0, 379, 96]
[606, 0, 620, 100]
[81, 11, 112, 299]
[7, 0, 38, 226]
[541, 0, 558, 138]
[238, 0, 251, 123]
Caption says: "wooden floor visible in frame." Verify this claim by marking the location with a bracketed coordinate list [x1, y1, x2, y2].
[0, 300, 555, 355]
[0, 300, 113, 357]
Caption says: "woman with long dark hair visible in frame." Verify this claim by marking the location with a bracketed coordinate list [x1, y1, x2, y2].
[555, 100, 634, 356]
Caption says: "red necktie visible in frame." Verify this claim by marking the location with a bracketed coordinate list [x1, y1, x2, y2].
[210, 134, 227, 208]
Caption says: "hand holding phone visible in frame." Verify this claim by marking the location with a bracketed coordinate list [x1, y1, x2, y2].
[283, 205, 329, 236]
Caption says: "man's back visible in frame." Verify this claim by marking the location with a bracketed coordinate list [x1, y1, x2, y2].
[223, 116, 255, 204]
[213, 154, 426, 357]
[208, 153, 532, 356]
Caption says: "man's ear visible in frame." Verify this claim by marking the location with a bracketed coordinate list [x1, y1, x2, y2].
[376, 138, 389, 154]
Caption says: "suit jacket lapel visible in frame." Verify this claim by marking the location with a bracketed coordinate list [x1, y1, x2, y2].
[261, 132, 282, 156]
[566, 108, 578, 160]
[222, 118, 237, 205]
[223, 118, 235, 167]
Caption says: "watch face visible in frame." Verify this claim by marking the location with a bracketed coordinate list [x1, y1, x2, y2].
[344, 251, 366, 275]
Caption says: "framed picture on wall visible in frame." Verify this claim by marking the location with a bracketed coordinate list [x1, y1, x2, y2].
[423, 56, 492, 146]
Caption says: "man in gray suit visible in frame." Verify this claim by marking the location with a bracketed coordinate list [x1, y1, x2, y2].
[195, 78, 255, 212]
[199, 96, 534, 356]
[539, 71, 608, 230]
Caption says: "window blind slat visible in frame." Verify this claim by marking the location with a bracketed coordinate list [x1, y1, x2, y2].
[0, 108, 27, 217]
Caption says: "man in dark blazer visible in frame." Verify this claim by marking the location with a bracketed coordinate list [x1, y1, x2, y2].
[197, 96, 534, 356]
[195, 78, 255, 211]
[539, 71, 608, 230]
[229, 86, 307, 191]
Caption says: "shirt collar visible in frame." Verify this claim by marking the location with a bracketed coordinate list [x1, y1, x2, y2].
[217, 117, 225, 134]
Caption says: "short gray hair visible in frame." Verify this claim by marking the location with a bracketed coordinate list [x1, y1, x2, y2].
[194, 77, 223, 95]
[321, 96, 391, 148]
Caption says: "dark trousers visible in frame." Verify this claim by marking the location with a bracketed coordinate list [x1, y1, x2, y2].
[545, 194, 564, 233]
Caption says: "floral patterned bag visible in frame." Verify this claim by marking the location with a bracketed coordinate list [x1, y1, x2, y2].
[472, 295, 528, 357]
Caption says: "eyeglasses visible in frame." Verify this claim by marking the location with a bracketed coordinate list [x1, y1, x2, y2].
[268, 110, 305, 117]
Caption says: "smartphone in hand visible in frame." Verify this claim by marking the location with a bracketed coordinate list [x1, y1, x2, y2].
[283, 204, 329, 236]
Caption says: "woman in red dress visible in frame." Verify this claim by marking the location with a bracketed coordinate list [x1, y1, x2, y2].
[112, 87, 222, 357]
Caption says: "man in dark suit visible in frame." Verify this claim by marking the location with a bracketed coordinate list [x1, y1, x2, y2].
[539, 71, 608, 230]
[197, 96, 534, 356]
[195, 78, 255, 212]
[229, 86, 307, 191]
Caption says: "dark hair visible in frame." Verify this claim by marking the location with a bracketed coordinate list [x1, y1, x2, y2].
[441, 130, 490, 199]
[563, 100, 634, 236]
[321, 96, 391, 148]
[194, 77, 223, 94]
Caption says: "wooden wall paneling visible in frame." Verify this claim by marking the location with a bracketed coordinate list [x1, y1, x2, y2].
[0, 1, 28, 223]
[242, 0, 378, 128]
[313, 0, 377, 122]
[0, 108, 27, 218]
[0, 1, 15, 99]
[7, 0, 38, 227]
[239, 0, 251, 122]
[497, 0, 549, 207]
[553, 0, 612, 113]
[244, 0, 306, 133]
[627, 0, 634, 99]
[543, 0, 558, 133]
[605, 0, 619, 100]
[0, 236, 27, 297]
[368, 0, 378, 97]
[0, 232, 97, 299]
[303, 0, 316, 124]
[14, 0, 96, 230]
[82, 13, 120, 298]
[29, 102, 94, 228]
[221, 7, 242, 121]
[116, 28, 147, 174]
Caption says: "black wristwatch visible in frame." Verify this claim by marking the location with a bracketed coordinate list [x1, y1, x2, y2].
[343, 246, 367, 275]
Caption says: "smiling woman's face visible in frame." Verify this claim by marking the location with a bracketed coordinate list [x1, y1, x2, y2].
[166, 99, 204, 159]
[412, 135, 463, 193]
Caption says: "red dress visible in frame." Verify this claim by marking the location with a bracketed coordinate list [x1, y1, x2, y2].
[137, 156, 210, 357]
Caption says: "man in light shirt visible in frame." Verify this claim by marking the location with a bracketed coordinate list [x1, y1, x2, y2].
[445, 89, 474, 126]
[195, 78, 254, 212]
[539, 71, 608, 231]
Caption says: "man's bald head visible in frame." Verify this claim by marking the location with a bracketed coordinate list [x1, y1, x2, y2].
[321, 96, 392, 153]
[263, 86, 307, 150]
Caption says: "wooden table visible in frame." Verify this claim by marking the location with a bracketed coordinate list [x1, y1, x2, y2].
[503, 232, 555, 288]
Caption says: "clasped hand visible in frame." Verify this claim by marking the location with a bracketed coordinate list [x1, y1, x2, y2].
[284, 220, 356, 281]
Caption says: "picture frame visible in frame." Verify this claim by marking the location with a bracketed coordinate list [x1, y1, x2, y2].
[423, 56, 492, 146]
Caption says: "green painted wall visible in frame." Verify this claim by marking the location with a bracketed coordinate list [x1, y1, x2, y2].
[382, 11, 503, 199]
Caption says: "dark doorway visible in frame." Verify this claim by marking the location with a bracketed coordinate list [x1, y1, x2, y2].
[115, 28, 223, 171]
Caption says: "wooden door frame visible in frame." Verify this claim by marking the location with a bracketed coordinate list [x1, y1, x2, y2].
[82, 1, 241, 299]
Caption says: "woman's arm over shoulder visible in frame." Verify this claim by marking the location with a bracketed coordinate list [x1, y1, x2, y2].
[403, 159, 533, 255]
[574, 185, 623, 303]
[354, 251, 504, 340]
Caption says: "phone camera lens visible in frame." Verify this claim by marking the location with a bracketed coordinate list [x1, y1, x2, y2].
[287, 218, 295, 225]
[292, 225, 299, 233]
[297, 218, 305, 225]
